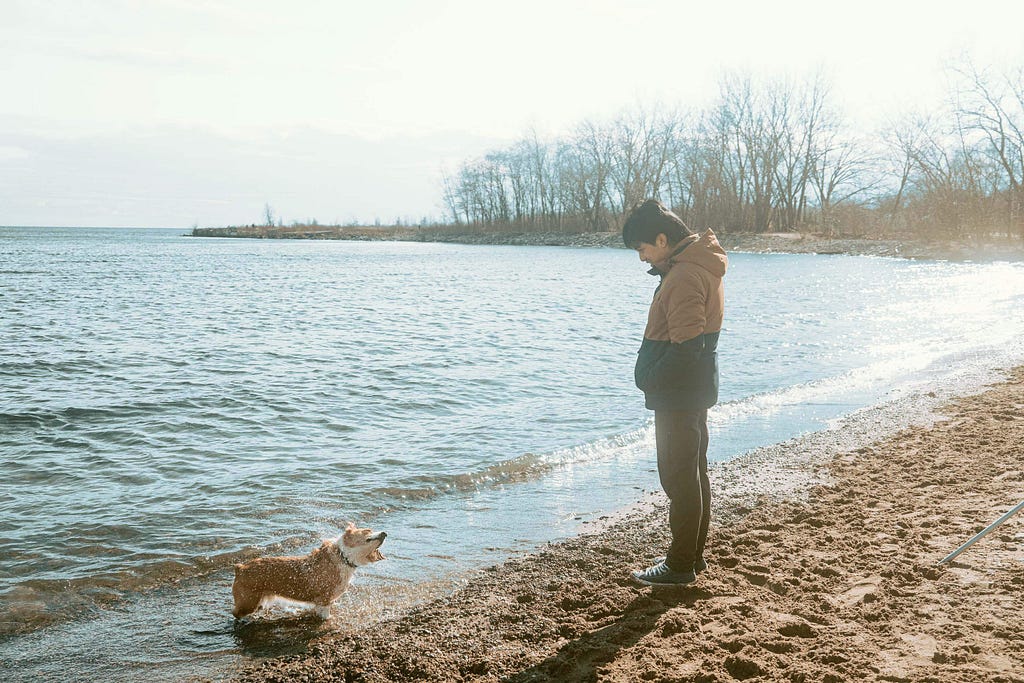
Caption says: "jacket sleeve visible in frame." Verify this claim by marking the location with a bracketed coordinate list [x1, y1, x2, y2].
[664, 269, 707, 343]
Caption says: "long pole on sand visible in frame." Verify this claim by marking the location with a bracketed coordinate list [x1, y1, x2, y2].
[938, 499, 1024, 566]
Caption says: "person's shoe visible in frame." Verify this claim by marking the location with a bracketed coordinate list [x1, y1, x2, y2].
[654, 556, 708, 573]
[632, 561, 697, 586]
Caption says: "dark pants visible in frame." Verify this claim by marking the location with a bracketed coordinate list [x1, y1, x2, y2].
[654, 409, 711, 572]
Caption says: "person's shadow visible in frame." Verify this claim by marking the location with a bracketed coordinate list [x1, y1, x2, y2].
[504, 585, 714, 682]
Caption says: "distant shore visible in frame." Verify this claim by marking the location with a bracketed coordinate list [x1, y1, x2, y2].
[189, 225, 1024, 262]
[230, 369, 1024, 682]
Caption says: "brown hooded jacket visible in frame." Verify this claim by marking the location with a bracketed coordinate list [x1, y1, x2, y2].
[634, 229, 728, 411]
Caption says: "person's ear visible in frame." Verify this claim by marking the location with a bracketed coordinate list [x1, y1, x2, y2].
[655, 233, 668, 248]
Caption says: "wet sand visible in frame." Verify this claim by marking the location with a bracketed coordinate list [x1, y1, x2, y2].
[229, 369, 1024, 683]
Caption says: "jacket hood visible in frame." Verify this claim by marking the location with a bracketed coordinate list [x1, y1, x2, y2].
[652, 229, 728, 278]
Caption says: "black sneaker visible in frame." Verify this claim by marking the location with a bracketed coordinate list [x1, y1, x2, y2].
[632, 561, 697, 586]
[654, 556, 708, 573]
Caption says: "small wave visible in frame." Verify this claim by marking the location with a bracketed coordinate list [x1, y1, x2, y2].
[712, 348, 952, 426]
[0, 401, 182, 432]
[0, 357, 119, 376]
[373, 427, 652, 502]
[0, 394, 264, 434]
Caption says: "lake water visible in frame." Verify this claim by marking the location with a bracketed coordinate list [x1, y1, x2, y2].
[2, 227, 1024, 681]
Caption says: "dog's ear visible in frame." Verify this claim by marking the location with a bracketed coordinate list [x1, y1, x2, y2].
[341, 522, 360, 547]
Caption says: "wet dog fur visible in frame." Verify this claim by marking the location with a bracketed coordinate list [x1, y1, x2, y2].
[232, 522, 386, 619]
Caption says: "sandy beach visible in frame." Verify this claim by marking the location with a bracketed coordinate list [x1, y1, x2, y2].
[225, 369, 1024, 682]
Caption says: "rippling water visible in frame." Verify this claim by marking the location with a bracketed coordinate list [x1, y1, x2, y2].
[2, 227, 1024, 680]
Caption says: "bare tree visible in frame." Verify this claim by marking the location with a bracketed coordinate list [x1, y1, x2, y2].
[808, 136, 877, 235]
[607, 106, 677, 215]
[880, 117, 924, 228]
[773, 72, 832, 231]
[954, 59, 1024, 236]
[568, 119, 615, 231]
[440, 168, 462, 224]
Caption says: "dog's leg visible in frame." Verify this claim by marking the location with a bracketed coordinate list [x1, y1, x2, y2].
[232, 596, 261, 619]
[232, 581, 261, 619]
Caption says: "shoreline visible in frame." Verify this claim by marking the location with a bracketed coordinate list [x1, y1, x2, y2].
[188, 226, 1024, 262]
[226, 368, 1024, 683]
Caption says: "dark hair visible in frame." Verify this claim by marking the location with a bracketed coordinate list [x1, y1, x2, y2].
[621, 199, 693, 248]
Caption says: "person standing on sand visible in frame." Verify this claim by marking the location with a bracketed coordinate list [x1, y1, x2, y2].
[623, 199, 728, 586]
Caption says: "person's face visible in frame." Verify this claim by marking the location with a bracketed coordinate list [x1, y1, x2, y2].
[634, 233, 672, 266]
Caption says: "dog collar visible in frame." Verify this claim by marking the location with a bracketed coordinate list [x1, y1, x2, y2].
[337, 547, 358, 569]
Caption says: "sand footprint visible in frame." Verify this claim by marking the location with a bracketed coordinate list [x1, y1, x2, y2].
[836, 575, 882, 607]
[772, 612, 818, 639]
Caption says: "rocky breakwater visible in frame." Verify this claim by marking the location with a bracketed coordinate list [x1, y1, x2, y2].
[189, 226, 1024, 261]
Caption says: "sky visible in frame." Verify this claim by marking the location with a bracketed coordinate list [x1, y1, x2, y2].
[1, 0, 1023, 228]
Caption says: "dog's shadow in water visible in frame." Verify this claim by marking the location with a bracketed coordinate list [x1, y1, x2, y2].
[229, 612, 335, 659]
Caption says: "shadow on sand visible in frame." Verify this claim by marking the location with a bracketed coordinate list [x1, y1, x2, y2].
[504, 585, 715, 682]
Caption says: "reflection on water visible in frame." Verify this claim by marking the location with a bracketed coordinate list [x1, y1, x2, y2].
[230, 612, 337, 659]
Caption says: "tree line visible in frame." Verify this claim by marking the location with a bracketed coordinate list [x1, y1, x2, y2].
[440, 58, 1024, 240]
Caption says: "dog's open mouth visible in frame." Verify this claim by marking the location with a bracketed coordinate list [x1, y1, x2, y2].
[369, 533, 386, 561]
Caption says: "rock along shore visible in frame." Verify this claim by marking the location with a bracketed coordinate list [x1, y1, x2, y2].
[189, 225, 1024, 262]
